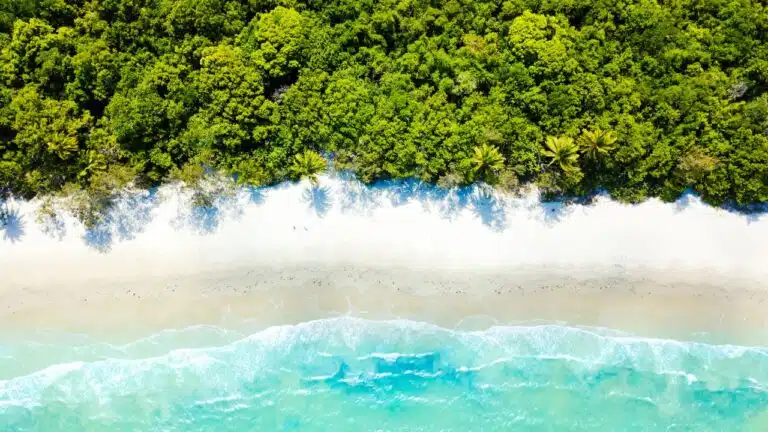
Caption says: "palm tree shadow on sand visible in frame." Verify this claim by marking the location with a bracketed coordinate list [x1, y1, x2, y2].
[83, 225, 113, 253]
[387, 179, 423, 207]
[84, 192, 158, 252]
[40, 214, 66, 240]
[178, 193, 226, 236]
[435, 188, 469, 221]
[303, 185, 331, 218]
[541, 201, 571, 224]
[1, 206, 25, 243]
[189, 206, 221, 234]
[468, 188, 507, 232]
[248, 187, 266, 205]
[338, 172, 381, 213]
[361, 179, 507, 230]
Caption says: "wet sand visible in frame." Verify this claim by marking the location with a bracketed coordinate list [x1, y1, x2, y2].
[3, 264, 767, 345]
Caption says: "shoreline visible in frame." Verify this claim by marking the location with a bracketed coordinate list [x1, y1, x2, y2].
[3, 264, 767, 345]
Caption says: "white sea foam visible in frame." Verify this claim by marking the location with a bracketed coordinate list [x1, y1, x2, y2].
[2, 320, 764, 431]
[1, 174, 767, 286]
[2, 318, 767, 409]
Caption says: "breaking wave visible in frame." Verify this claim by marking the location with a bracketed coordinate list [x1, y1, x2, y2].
[2, 318, 767, 431]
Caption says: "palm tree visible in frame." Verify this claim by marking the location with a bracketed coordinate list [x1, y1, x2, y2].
[470, 144, 505, 183]
[578, 128, 617, 161]
[289, 150, 327, 185]
[542, 136, 580, 175]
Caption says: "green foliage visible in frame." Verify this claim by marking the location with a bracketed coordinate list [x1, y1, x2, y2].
[238, 6, 308, 79]
[675, 147, 719, 187]
[1, 0, 768, 208]
[579, 129, 618, 162]
[35, 196, 58, 225]
[467, 144, 505, 184]
[173, 161, 206, 188]
[497, 169, 520, 194]
[10, 87, 91, 161]
[289, 150, 326, 185]
[542, 137, 580, 176]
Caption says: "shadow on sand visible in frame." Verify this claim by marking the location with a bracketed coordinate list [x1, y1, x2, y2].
[83, 192, 158, 252]
[468, 188, 507, 231]
[541, 201, 571, 224]
[359, 178, 509, 231]
[303, 185, 331, 218]
[189, 205, 221, 234]
[1, 206, 25, 243]
[40, 213, 67, 240]
[248, 187, 266, 205]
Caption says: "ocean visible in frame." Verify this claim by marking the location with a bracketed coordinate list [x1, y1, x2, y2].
[2, 318, 767, 431]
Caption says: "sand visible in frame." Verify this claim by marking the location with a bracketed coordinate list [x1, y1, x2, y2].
[2, 264, 767, 346]
[1, 176, 767, 343]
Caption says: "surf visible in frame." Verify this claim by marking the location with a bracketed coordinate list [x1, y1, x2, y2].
[1, 318, 767, 431]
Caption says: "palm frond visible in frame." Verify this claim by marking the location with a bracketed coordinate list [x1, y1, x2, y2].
[578, 128, 617, 160]
[469, 144, 505, 182]
[289, 150, 327, 184]
[542, 136, 580, 175]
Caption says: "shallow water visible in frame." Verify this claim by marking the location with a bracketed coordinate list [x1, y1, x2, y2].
[2, 318, 767, 431]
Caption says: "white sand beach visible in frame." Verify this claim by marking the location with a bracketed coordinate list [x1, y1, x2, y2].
[1, 176, 767, 342]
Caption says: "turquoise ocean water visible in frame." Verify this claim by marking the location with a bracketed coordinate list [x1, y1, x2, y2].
[1, 318, 767, 431]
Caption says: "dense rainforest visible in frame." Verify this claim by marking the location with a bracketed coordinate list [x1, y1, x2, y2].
[1, 0, 768, 225]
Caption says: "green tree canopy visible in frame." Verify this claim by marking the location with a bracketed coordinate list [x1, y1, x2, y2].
[1, 0, 767, 214]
